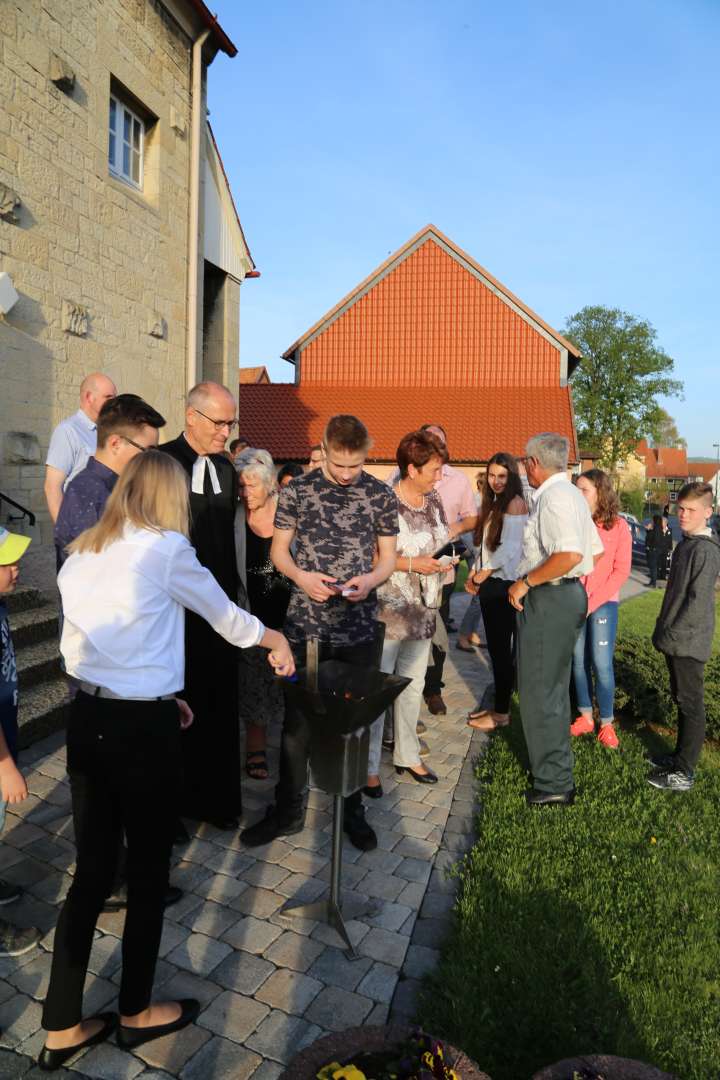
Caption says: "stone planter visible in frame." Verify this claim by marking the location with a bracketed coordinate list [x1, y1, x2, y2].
[532, 1054, 678, 1080]
[282, 1025, 491, 1080]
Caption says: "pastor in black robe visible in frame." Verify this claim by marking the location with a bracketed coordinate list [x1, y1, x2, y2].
[160, 433, 242, 824]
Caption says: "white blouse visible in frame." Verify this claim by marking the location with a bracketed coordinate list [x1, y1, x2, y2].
[475, 512, 528, 582]
[59, 524, 265, 698]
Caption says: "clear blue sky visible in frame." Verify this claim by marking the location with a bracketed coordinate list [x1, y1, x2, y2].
[207, 0, 719, 458]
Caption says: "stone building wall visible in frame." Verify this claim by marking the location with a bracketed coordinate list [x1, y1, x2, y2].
[0, 0, 199, 544]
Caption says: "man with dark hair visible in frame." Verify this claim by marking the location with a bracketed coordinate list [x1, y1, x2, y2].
[160, 381, 244, 829]
[241, 413, 398, 851]
[305, 444, 325, 472]
[229, 436, 250, 461]
[54, 394, 165, 567]
[53, 394, 180, 912]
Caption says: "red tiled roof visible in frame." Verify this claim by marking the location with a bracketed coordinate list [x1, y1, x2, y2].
[688, 462, 719, 482]
[283, 226, 580, 387]
[237, 383, 577, 463]
[639, 443, 689, 479]
[239, 366, 270, 384]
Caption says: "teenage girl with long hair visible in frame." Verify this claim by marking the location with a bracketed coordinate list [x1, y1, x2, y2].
[466, 452, 528, 731]
[570, 468, 631, 747]
[38, 452, 294, 1070]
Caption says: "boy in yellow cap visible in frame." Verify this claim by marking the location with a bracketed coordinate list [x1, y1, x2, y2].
[0, 526, 41, 956]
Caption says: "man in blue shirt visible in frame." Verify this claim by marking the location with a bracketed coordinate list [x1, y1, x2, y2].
[0, 527, 42, 957]
[44, 373, 117, 525]
[54, 395, 166, 567]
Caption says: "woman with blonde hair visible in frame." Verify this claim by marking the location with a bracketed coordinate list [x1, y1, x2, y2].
[234, 448, 291, 780]
[570, 468, 631, 748]
[38, 452, 294, 1070]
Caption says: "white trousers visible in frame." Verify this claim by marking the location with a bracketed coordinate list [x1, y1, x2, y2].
[368, 636, 433, 774]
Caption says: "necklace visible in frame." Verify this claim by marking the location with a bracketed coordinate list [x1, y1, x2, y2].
[397, 480, 425, 510]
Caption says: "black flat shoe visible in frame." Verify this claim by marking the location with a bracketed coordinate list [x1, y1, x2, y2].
[525, 787, 576, 807]
[116, 999, 200, 1050]
[362, 783, 383, 799]
[39, 1013, 116, 1070]
[395, 765, 438, 785]
[206, 816, 239, 831]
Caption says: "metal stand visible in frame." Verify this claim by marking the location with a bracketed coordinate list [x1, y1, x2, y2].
[281, 638, 378, 957]
[281, 793, 378, 957]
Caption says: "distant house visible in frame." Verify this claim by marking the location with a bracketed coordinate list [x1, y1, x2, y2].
[688, 460, 720, 507]
[637, 441, 689, 503]
[239, 366, 271, 384]
[237, 225, 582, 478]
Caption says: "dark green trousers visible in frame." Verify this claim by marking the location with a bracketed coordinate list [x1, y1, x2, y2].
[517, 580, 587, 794]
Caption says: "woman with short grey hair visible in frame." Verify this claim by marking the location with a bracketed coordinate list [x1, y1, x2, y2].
[235, 448, 290, 780]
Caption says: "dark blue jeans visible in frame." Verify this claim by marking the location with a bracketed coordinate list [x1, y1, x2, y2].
[572, 601, 619, 721]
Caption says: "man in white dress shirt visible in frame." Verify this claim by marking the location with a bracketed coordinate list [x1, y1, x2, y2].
[509, 433, 603, 806]
[44, 373, 117, 524]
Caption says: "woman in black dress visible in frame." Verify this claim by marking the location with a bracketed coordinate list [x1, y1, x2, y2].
[235, 449, 291, 779]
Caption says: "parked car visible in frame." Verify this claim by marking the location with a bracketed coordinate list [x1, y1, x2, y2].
[620, 513, 648, 568]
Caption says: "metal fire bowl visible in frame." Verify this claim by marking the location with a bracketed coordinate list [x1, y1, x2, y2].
[283, 660, 411, 735]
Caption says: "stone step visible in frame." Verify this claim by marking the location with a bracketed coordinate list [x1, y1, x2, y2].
[17, 638, 63, 690]
[4, 584, 45, 615]
[17, 677, 70, 751]
[8, 601, 59, 649]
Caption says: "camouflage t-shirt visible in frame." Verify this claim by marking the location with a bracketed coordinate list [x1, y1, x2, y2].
[275, 469, 399, 646]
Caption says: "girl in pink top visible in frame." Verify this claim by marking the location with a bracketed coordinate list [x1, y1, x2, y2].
[570, 469, 632, 748]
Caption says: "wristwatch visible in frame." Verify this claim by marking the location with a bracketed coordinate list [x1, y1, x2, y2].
[521, 575, 533, 589]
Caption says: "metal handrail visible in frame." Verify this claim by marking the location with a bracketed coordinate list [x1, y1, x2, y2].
[0, 491, 36, 528]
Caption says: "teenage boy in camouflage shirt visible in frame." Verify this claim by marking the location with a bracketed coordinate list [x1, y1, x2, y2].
[241, 415, 398, 851]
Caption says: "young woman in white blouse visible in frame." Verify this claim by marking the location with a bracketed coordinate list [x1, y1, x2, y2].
[39, 452, 294, 1071]
[466, 453, 528, 732]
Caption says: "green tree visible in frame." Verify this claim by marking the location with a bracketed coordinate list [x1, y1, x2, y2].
[564, 306, 683, 474]
[649, 408, 687, 449]
[619, 479, 646, 521]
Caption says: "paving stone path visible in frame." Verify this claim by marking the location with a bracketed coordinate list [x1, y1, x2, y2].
[0, 597, 491, 1078]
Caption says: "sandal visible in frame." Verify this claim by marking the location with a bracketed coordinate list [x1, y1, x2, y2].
[467, 708, 492, 721]
[245, 751, 269, 780]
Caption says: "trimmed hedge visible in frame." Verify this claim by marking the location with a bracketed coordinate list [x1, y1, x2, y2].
[614, 631, 720, 740]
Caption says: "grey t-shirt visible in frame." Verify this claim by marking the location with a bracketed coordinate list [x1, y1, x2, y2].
[275, 470, 398, 646]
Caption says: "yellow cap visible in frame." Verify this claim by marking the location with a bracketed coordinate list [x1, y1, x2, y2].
[0, 526, 31, 566]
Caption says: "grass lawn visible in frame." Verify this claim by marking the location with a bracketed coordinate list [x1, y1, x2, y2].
[619, 588, 720, 653]
[418, 708, 720, 1078]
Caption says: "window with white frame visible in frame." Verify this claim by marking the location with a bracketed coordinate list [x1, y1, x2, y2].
[109, 94, 144, 188]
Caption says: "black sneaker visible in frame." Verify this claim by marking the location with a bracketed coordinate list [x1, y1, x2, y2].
[343, 804, 377, 852]
[646, 752, 676, 771]
[647, 768, 694, 792]
[240, 806, 304, 848]
[0, 880, 22, 906]
[0, 919, 41, 958]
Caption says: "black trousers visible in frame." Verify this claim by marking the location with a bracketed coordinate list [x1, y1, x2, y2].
[423, 582, 455, 696]
[479, 580, 516, 713]
[666, 655, 707, 774]
[42, 693, 181, 1030]
[646, 550, 658, 586]
[276, 633, 384, 821]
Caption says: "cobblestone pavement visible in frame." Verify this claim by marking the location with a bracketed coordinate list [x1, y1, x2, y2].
[0, 599, 491, 1078]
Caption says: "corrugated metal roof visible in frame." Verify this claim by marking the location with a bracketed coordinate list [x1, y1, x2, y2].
[237, 383, 577, 463]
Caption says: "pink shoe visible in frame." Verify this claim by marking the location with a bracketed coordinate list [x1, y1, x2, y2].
[570, 715, 594, 737]
[597, 724, 619, 748]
